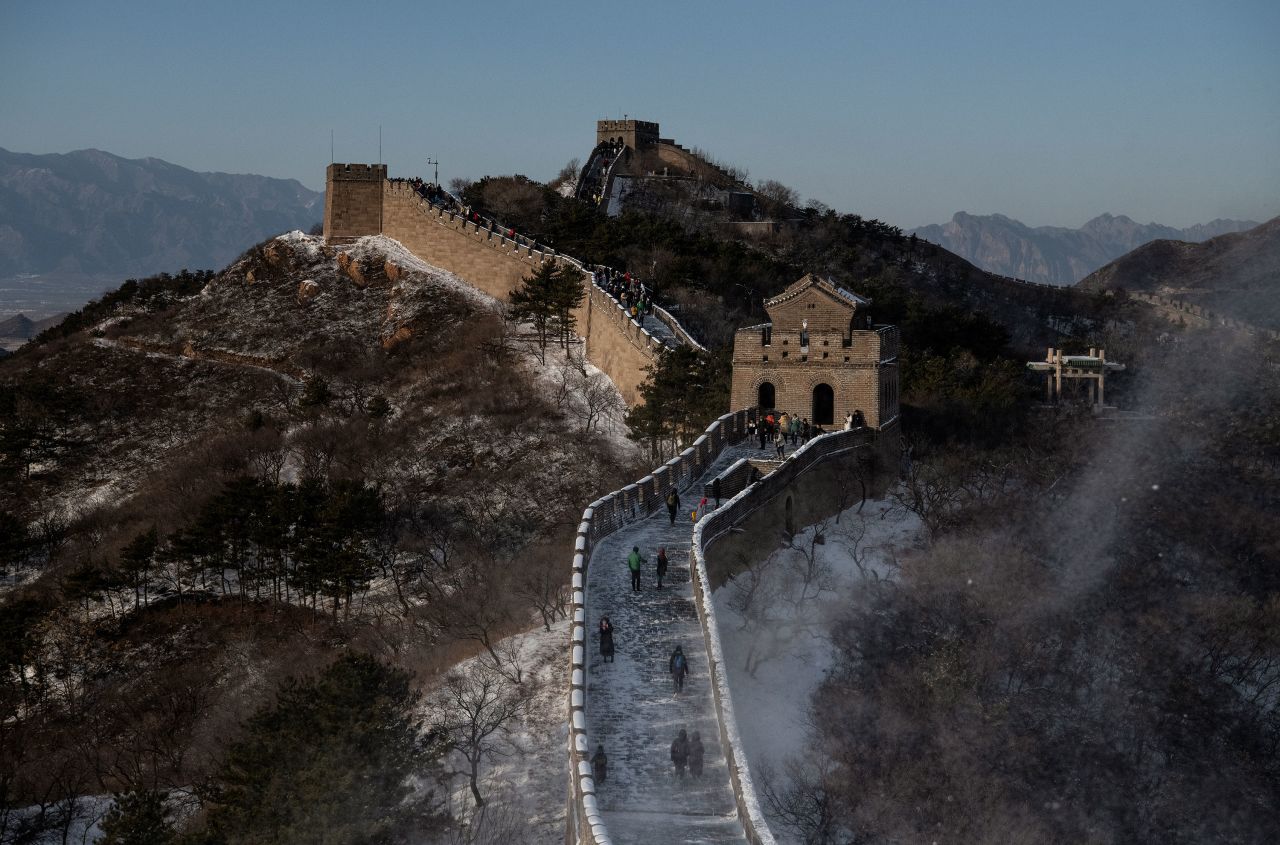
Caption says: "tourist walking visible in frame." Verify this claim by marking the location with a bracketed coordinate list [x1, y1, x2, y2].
[758, 419, 768, 450]
[656, 547, 669, 589]
[666, 488, 680, 525]
[775, 428, 786, 458]
[689, 732, 705, 778]
[712, 476, 721, 508]
[599, 615, 615, 662]
[592, 744, 608, 784]
[670, 729, 689, 778]
[627, 546, 645, 592]
[670, 645, 689, 693]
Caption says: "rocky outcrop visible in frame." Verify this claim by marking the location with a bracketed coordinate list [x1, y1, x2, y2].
[296, 279, 320, 305]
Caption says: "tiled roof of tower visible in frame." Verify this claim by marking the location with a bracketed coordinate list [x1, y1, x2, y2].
[764, 273, 871, 311]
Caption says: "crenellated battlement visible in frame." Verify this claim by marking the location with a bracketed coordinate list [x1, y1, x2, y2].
[326, 162, 386, 182]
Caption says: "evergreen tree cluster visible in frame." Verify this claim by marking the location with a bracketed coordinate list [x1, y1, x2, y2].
[624, 346, 731, 462]
[194, 653, 446, 845]
[63, 477, 385, 619]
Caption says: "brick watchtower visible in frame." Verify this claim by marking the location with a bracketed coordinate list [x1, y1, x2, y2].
[596, 119, 660, 151]
[323, 162, 387, 243]
[730, 274, 900, 433]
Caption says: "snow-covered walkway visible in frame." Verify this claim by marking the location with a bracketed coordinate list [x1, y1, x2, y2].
[584, 443, 758, 845]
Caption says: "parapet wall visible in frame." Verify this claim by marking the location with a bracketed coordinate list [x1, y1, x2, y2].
[1126, 291, 1280, 340]
[686, 428, 881, 845]
[566, 408, 758, 845]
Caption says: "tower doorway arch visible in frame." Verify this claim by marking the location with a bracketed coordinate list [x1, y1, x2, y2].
[758, 381, 775, 410]
[812, 383, 834, 426]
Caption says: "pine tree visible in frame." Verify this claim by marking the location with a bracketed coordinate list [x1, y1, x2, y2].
[509, 262, 583, 362]
[199, 654, 446, 844]
[118, 527, 158, 607]
[100, 791, 175, 845]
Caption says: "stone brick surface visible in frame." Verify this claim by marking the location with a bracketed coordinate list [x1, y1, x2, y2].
[584, 444, 760, 844]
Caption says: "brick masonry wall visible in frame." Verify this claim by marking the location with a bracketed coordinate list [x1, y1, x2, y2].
[330, 176, 666, 405]
[686, 427, 892, 845]
[323, 164, 386, 242]
[731, 325, 900, 429]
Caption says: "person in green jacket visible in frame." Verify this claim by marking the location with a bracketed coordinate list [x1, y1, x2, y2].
[627, 546, 646, 592]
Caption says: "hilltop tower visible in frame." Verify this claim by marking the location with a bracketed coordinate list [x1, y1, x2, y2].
[731, 274, 900, 434]
[323, 163, 387, 243]
[597, 119, 661, 151]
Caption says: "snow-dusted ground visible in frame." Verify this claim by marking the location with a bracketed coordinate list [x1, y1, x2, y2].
[711, 496, 925, 842]
[421, 620, 573, 845]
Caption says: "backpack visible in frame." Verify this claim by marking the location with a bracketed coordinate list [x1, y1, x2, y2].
[673, 653, 687, 673]
[666, 491, 677, 507]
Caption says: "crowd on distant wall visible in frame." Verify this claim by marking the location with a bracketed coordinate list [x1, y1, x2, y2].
[592, 266, 654, 322]
[578, 139, 626, 206]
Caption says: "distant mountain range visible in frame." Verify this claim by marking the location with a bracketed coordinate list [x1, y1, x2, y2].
[1079, 216, 1280, 331]
[0, 147, 323, 285]
[910, 212, 1259, 286]
[0, 312, 65, 351]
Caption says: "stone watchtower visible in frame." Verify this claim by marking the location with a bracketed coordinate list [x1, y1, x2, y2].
[731, 274, 900, 432]
[597, 119, 660, 151]
[323, 163, 387, 243]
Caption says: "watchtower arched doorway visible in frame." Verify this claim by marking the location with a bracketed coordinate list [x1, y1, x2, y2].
[812, 383, 834, 426]
[758, 381, 775, 410]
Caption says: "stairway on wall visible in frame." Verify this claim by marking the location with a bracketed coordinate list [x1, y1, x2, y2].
[584, 442, 760, 845]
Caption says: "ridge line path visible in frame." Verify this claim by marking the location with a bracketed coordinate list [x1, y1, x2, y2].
[585, 441, 760, 844]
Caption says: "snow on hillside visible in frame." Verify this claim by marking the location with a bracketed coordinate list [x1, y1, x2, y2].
[712, 495, 925, 842]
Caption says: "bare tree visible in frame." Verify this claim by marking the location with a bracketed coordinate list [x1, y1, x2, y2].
[428, 664, 533, 807]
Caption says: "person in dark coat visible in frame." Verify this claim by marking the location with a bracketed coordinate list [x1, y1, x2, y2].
[656, 547, 669, 589]
[712, 476, 721, 508]
[669, 645, 689, 693]
[758, 420, 768, 450]
[599, 616, 615, 662]
[665, 488, 680, 525]
[689, 731, 705, 778]
[670, 729, 689, 778]
[592, 744, 608, 784]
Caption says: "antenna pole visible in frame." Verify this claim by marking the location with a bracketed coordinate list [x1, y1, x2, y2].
[379, 126, 382, 164]
[330, 130, 334, 163]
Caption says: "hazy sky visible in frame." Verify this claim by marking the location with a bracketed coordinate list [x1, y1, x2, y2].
[2, 0, 1277, 230]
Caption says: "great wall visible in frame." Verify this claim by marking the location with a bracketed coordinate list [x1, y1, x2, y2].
[320, 149, 901, 843]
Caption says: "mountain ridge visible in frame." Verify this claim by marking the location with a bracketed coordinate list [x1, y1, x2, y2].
[1078, 216, 1280, 331]
[910, 211, 1258, 285]
[0, 146, 323, 280]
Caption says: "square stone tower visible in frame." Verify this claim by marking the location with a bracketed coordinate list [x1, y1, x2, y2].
[323, 163, 387, 243]
[596, 119, 660, 150]
[731, 274, 900, 430]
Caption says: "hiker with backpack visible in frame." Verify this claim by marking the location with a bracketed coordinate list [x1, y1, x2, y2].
[627, 546, 645, 592]
[670, 645, 689, 693]
[666, 488, 680, 525]
[670, 729, 689, 778]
